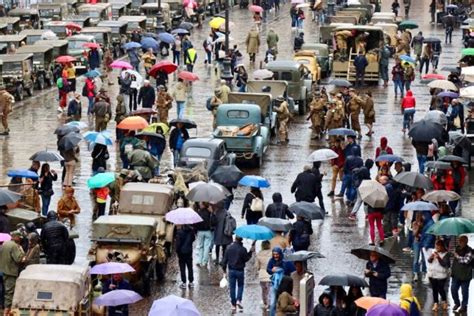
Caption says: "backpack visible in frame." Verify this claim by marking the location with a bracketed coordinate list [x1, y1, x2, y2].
[206, 97, 212, 111]
[403, 299, 420, 316]
[292, 223, 310, 248]
[56, 77, 63, 89]
[250, 195, 264, 212]
[223, 212, 236, 237]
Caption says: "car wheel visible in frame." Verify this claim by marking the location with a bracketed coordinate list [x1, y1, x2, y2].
[16, 86, 23, 101]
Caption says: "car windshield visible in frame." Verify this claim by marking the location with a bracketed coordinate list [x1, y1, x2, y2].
[185, 147, 211, 158]
[297, 59, 310, 65]
[3, 62, 22, 72]
[68, 40, 87, 50]
[84, 11, 101, 18]
[84, 33, 103, 43]
[39, 9, 60, 17]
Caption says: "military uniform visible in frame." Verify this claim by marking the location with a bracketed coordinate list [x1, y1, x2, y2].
[348, 92, 364, 136]
[0, 238, 25, 309]
[156, 90, 173, 123]
[128, 141, 159, 181]
[362, 94, 375, 136]
[325, 101, 344, 130]
[308, 96, 326, 135]
[210, 93, 223, 129]
[0, 89, 14, 135]
[274, 99, 291, 142]
[92, 99, 111, 132]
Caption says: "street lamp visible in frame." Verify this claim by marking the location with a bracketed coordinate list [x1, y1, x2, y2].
[156, 0, 165, 33]
[220, 0, 233, 83]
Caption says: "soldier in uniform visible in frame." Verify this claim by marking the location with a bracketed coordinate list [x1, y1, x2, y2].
[348, 88, 364, 138]
[0, 87, 14, 135]
[307, 92, 326, 138]
[274, 96, 291, 143]
[155, 85, 173, 123]
[210, 88, 223, 129]
[334, 93, 346, 127]
[362, 91, 376, 137]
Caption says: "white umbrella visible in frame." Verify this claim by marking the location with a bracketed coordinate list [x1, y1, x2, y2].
[463, 75, 474, 83]
[308, 149, 338, 162]
[296, 3, 310, 8]
[427, 79, 458, 91]
[122, 69, 143, 88]
[214, 36, 234, 44]
[460, 86, 474, 99]
[461, 66, 474, 76]
[358, 180, 388, 208]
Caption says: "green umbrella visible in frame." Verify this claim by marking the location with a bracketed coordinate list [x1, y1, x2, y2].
[399, 20, 418, 29]
[87, 172, 116, 189]
[461, 48, 474, 56]
[427, 217, 474, 236]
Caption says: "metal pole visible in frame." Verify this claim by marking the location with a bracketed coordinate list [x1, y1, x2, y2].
[225, 0, 229, 52]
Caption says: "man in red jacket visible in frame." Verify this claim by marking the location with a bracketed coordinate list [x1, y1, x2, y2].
[401, 90, 416, 133]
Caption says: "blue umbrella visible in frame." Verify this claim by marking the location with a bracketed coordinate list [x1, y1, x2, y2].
[158, 32, 175, 44]
[437, 91, 459, 98]
[84, 69, 101, 78]
[83, 131, 113, 146]
[7, 169, 39, 179]
[239, 175, 270, 188]
[375, 154, 403, 163]
[171, 28, 189, 35]
[401, 201, 438, 212]
[123, 42, 142, 50]
[235, 224, 274, 240]
[400, 55, 416, 64]
[141, 37, 159, 51]
[327, 128, 356, 136]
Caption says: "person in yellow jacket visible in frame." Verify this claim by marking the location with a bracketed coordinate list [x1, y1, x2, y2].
[399, 283, 421, 314]
[184, 46, 197, 72]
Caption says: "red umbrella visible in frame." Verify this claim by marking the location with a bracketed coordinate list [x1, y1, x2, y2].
[249, 5, 263, 13]
[178, 71, 199, 81]
[149, 61, 178, 77]
[422, 73, 446, 80]
[55, 55, 76, 63]
[83, 42, 100, 49]
[65, 22, 82, 31]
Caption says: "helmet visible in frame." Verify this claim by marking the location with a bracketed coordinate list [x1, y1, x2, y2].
[25, 222, 37, 233]
[46, 211, 58, 221]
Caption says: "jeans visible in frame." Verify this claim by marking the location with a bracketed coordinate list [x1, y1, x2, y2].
[445, 27, 453, 44]
[341, 174, 356, 202]
[417, 154, 427, 174]
[120, 153, 129, 169]
[176, 101, 185, 119]
[393, 79, 404, 96]
[87, 96, 94, 115]
[97, 202, 106, 217]
[196, 230, 213, 265]
[412, 241, 426, 273]
[420, 57, 430, 74]
[173, 149, 181, 167]
[129, 89, 137, 111]
[229, 269, 245, 306]
[186, 64, 194, 72]
[178, 253, 194, 283]
[339, 173, 350, 195]
[451, 277, 471, 307]
[405, 80, 412, 91]
[173, 51, 180, 65]
[206, 50, 212, 64]
[380, 64, 388, 81]
[403, 108, 415, 130]
[430, 278, 447, 303]
[238, 84, 246, 92]
[41, 193, 52, 217]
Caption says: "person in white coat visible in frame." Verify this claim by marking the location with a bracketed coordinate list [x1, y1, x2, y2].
[427, 239, 451, 311]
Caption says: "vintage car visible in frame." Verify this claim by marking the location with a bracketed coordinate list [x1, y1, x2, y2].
[371, 11, 402, 24]
[340, 7, 371, 24]
[35, 39, 68, 56]
[118, 15, 147, 33]
[97, 20, 128, 57]
[178, 137, 235, 175]
[293, 50, 321, 83]
[43, 21, 69, 38]
[80, 26, 112, 49]
[36, 3, 69, 25]
[7, 8, 40, 29]
[88, 215, 157, 296]
[63, 15, 92, 28]
[117, 182, 175, 280]
[77, 3, 113, 26]
[20, 29, 56, 45]
[16, 45, 54, 89]
[140, 3, 171, 31]
[0, 17, 21, 33]
[331, 13, 360, 25]
[265, 60, 312, 115]
[110, 0, 132, 18]
[0, 53, 34, 100]
[301, 43, 332, 78]
[11, 264, 92, 315]
[67, 34, 98, 75]
[0, 34, 26, 51]
[246, 79, 297, 114]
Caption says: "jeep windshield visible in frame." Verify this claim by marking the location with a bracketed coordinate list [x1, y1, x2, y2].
[68, 40, 88, 50]
[39, 9, 59, 18]
[185, 147, 211, 158]
[3, 62, 22, 73]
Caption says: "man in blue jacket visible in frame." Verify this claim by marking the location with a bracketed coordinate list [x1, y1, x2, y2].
[365, 251, 391, 298]
[354, 51, 368, 87]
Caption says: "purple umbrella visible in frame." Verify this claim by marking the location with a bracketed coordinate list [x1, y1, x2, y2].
[367, 303, 408, 316]
[94, 290, 142, 306]
[0, 233, 11, 243]
[148, 295, 201, 316]
[165, 208, 203, 225]
[437, 91, 459, 98]
[90, 262, 135, 275]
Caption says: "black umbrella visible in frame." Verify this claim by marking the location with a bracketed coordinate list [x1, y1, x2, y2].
[423, 37, 441, 44]
[439, 155, 466, 164]
[285, 250, 325, 261]
[210, 165, 244, 187]
[169, 118, 197, 129]
[0, 189, 22, 206]
[408, 120, 446, 143]
[29, 150, 64, 162]
[441, 66, 460, 73]
[58, 132, 82, 151]
[54, 125, 80, 136]
[351, 245, 396, 264]
[136, 131, 166, 141]
[393, 171, 433, 190]
[319, 274, 369, 287]
[425, 161, 452, 170]
[329, 79, 352, 87]
[289, 202, 325, 220]
[449, 132, 471, 149]
[257, 217, 292, 232]
[178, 22, 194, 31]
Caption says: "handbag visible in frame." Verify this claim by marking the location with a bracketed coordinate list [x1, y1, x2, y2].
[250, 196, 264, 212]
[454, 116, 461, 129]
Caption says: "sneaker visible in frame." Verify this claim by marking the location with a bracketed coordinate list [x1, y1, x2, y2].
[402, 247, 412, 253]
[179, 283, 187, 289]
[413, 274, 418, 282]
[432, 303, 438, 311]
[348, 215, 356, 221]
[231, 305, 237, 313]
[453, 304, 460, 311]
[188, 282, 194, 288]
[458, 306, 467, 313]
[236, 301, 243, 310]
[335, 193, 344, 197]
[327, 191, 335, 197]
[57, 107, 63, 113]
[441, 301, 448, 310]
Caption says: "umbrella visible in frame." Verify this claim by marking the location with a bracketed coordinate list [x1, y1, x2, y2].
[327, 128, 356, 136]
[41, 30, 57, 40]
[0, 189, 21, 206]
[83, 42, 100, 49]
[239, 175, 270, 188]
[58, 132, 83, 151]
[130, 108, 157, 116]
[441, 66, 460, 73]
[148, 295, 200, 316]
[422, 190, 460, 202]
[66, 121, 88, 129]
[424, 110, 448, 126]
[355, 297, 388, 310]
[285, 250, 325, 261]
[463, 18, 474, 25]
[428, 79, 458, 91]
[188, 181, 231, 196]
[296, 3, 310, 8]
[329, 79, 352, 87]
[214, 36, 235, 44]
[169, 118, 197, 129]
[123, 42, 142, 50]
[408, 120, 446, 143]
[308, 149, 338, 162]
[366, 303, 406, 316]
[447, 4, 458, 9]
[393, 172, 433, 189]
[209, 17, 225, 29]
[253, 69, 274, 80]
[235, 224, 274, 240]
[249, 4, 263, 12]
[424, 161, 452, 170]
[186, 182, 227, 202]
[122, 70, 143, 88]
[461, 66, 474, 76]
[399, 55, 416, 64]
[358, 180, 388, 208]
[401, 201, 438, 212]
[158, 32, 175, 44]
[439, 155, 466, 164]
[143, 123, 170, 135]
[149, 61, 178, 77]
[450, 131, 471, 149]
[87, 172, 115, 189]
[0, 233, 11, 243]
[291, 0, 304, 3]
[117, 116, 149, 130]
[178, 71, 199, 81]
[29, 150, 63, 162]
[422, 73, 446, 80]
[375, 154, 403, 163]
[136, 132, 166, 148]
[7, 169, 38, 179]
[437, 91, 459, 99]
[462, 48, 474, 56]
[90, 262, 135, 275]
[110, 60, 133, 70]
[55, 55, 76, 63]
[399, 20, 418, 29]
[351, 245, 395, 264]
[257, 217, 292, 232]
[460, 86, 474, 99]
[94, 290, 142, 307]
[319, 274, 369, 287]
[65, 22, 81, 31]
[178, 22, 194, 31]
[84, 131, 113, 146]
[141, 37, 159, 51]
[427, 217, 474, 236]
[165, 207, 203, 224]
[423, 37, 441, 44]
[171, 28, 190, 35]
[210, 165, 244, 187]
[54, 125, 79, 136]
[289, 201, 324, 220]
[84, 69, 101, 78]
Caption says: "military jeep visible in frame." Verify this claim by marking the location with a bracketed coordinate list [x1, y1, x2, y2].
[0, 53, 34, 101]
[16, 45, 55, 89]
[88, 215, 157, 296]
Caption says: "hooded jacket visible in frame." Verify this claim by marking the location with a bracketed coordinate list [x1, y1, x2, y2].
[401, 90, 416, 109]
[375, 137, 394, 158]
[314, 293, 336, 316]
[399, 283, 421, 312]
[265, 193, 294, 219]
[266, 247, 296, 276]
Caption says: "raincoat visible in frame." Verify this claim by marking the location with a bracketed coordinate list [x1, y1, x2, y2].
[127, 140, 158, 180]
[399, 283, 421, 312]
[246, 29, 260, 55]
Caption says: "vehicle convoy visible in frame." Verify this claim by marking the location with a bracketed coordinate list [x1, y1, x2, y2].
[300, 43, 332, 78]
[66, 34, 98, 75]
[88, 215, 157, 296]
[7, 8, 40, 29]
[11, 264, 92, 315]
[16, 45, 54, 89]
[293, 50, 321, 83]
[0, 53, 34, 101]
[246, 79, 297, 114]
[97, 20, 128, 57]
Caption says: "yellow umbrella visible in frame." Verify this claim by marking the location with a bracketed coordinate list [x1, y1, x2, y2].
[209, 17, 225, 29]
[143, 122, 169, 135]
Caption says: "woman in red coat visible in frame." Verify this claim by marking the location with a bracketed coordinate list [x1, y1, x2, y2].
[401, 90, 416, 133]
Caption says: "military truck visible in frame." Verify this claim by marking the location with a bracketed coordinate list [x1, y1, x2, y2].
[246, 79, 297, 114]
[0, 53, 34, 100]
[16, 45, 55, 89]
[88, 215, 157, 296]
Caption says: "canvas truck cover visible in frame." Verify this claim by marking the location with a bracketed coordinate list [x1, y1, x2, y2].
[228, 92, 271, 116]
[118, 182, 174, 216]
[247, 80, 288, 99]
[92, 215, 157, 244]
